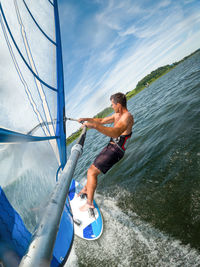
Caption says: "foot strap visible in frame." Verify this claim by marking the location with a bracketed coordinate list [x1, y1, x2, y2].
[73, 218, 82, 226]
[80, 193, 87, 200]
[88, 208, 96, 219]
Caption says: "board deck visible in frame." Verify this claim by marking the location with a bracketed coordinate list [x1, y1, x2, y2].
[68, 179, 103, 240]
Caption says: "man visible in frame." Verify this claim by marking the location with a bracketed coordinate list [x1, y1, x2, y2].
[78, 92, 134, 211]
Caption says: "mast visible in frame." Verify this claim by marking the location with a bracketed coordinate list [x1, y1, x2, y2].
[19, 126, 87, 266]
[54, 0, 67, 169]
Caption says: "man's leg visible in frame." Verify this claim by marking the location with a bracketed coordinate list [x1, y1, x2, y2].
[80, 164, 101, 211]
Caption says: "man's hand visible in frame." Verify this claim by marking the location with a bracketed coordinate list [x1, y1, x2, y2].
[78, 118, 96, 125]
[78, 118, 96, 128]
[78, 118, 85, 124]
[82, 121, 96, 129]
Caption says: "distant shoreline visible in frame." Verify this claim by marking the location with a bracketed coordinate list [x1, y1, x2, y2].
[67, 48, 200, 145]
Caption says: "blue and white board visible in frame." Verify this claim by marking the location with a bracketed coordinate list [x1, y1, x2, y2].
[68, 179, 103, 240]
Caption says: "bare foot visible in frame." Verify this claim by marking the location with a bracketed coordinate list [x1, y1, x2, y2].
[79, 202, 95, 212]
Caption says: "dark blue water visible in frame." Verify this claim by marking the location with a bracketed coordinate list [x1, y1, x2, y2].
[2, 51, 200, 266]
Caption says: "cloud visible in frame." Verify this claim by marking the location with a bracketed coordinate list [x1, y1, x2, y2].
[157, 0, 171, 8]
[95, 0, 146, 37]
[59, 1, 78, 29]
[119, 25, 137, 36]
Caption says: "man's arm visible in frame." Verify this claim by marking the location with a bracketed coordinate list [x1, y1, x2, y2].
[78, 114, 114, 125]
[83, 114, 131, 138]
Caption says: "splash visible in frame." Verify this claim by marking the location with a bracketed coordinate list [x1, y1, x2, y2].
[73, 193, 200, 266]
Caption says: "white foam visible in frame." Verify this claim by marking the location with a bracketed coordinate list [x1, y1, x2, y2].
[71, 192, 200, 266]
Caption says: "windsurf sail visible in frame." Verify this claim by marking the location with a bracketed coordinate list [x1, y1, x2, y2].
[0, 0, 66, 169]
[0, 0, 79, 265]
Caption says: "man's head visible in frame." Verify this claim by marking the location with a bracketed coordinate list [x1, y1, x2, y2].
[110, 93, 127, 112]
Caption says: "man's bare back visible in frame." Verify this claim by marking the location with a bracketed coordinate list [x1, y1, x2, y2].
[113, 112, 134, 136]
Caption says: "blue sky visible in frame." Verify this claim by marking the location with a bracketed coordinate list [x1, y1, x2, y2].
[59, 0, 200, 136]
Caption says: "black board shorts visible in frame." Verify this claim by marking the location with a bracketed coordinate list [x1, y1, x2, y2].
[93, 143, 125, 174]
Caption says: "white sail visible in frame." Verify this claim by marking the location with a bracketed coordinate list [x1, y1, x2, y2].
[0, 0, 66, 168]
[0, 1, 77, 266]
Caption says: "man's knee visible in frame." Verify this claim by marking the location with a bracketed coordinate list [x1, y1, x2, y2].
[88, 164, 101, 176]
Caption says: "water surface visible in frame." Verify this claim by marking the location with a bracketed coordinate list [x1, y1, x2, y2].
[2, 52, 200, 266]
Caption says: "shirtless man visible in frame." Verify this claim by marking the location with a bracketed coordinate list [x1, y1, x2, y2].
[78, 92, 134, 211]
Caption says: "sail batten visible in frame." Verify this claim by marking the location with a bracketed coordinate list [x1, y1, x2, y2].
[48, 0, 54, 7]
[0, 3, 57, 92]
[22, 0, 56, 46]
[0, 11, 51, 139]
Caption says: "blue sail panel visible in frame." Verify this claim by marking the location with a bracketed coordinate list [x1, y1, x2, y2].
[0, 127, 57, 143]
[0, 187, 73, 266]
[0, 186, 31, 259]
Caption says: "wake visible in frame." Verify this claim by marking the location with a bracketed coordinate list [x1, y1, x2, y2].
[68, 193, 200, 267]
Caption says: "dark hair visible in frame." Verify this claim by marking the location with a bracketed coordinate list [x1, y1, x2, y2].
[110, 92, 127, 108]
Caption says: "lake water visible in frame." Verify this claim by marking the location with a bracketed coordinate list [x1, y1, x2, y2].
[1, 51, 200, 266]
[67, 51, 200, 266]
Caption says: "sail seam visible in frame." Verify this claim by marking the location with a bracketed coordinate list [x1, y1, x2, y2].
[22, 0, 56, 46]
[0, 3, 58, 92]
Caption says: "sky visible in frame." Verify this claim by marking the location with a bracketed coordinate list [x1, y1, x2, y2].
[58, 0, 200, 136]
